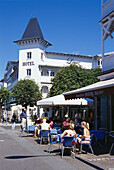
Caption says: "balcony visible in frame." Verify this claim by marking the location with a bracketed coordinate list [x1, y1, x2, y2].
[40, 76, 54, 84]
[101, 0, 114, 20]
[103, 54, 114, 71]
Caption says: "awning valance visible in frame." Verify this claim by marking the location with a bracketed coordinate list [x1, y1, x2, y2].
[37, 94, 93, 106]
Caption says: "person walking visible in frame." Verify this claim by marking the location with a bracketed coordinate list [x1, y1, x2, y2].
[20, 109, 27, 130]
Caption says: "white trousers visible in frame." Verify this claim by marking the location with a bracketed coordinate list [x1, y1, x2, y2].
[21, 118, 26, 130]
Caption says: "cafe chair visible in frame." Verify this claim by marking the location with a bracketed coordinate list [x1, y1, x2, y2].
[48, 132, 61, 154]
[28, 125, 37, 132]
[40, 130, 49, 144]
[79, 135, 94, 154]
[61, 136, 76, 158]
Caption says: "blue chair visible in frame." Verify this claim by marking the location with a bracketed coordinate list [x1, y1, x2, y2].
[79, 135, 94, 154]
[62, 136, 76, 158]
[48, 132, 61, 154]
[90, 130, 105, 147]
[40, 130, 49, 144]
[28, 125, 37, 132]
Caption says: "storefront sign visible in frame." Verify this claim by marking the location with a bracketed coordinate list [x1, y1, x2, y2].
[76, 90, 104, 98]
[22, 61, 35, 66]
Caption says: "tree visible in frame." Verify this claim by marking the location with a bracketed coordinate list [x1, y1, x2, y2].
[12, 79, 42, 108]
[49, 64, 101, 97]
[0, 85, 11, 121]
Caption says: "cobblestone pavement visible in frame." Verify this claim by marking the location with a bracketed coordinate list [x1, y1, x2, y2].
[0, 124, 114, 170]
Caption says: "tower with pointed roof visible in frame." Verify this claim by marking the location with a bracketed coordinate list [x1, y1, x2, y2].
[14, 17, 52, 93]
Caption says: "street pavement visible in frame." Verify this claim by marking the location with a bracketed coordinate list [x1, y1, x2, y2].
[0, 124, 114, 170]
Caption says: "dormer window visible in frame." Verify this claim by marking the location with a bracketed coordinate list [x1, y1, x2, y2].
[27, 52, 31, 59]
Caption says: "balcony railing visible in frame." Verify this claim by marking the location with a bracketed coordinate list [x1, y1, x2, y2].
[103, 54, 114, 71]
[40, 76, 54, 83]
[101, 0, 114, 19]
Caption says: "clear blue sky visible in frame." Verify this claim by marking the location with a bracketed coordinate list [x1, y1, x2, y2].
[0, 0, 113, 80]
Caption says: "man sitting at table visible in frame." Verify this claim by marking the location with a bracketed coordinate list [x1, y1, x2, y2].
[33, 118, 50, 138]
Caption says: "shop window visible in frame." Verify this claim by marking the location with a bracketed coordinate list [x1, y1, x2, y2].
[27, 69, 31, 76]
[27, 52, 32, 59]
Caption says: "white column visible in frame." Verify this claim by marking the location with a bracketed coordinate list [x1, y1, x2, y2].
[48, 69, 51, 79]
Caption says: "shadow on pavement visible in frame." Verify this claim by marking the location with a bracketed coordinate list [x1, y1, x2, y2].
[5, 154, 55, 159]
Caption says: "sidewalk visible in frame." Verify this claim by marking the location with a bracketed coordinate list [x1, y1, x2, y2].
[0, 125, 114, 170]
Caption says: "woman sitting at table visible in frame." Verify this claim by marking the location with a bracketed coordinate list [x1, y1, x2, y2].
[77, 121, 90, 153]
[61, 123, 77, 138]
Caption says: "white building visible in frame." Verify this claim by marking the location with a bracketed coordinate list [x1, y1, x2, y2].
[2, 17, 103, 99]
[13, 17, 93, 98]
[1, 61, 18, 91]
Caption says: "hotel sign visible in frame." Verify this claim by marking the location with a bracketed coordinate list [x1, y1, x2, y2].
[22, 61, 35, 66]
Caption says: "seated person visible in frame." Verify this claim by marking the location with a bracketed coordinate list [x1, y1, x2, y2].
[62, 117, 69, 132]
[70, 117, 75, 126]
[41, 118, 50, 130]
[33, 118, 49, 138]
[33, 119, 42, 138]
[76, 121, 90, 153]
[61, 123, 77, 139]
[48, 118, 54, 129]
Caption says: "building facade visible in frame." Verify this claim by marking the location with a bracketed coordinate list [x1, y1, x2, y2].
[2, 17, 103, 99]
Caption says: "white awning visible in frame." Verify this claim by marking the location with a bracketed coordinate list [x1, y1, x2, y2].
[63, 78, 114, 100]
[37, 94, 93, 106]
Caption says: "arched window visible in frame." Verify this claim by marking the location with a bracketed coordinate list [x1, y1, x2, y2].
[41, 86, 49, 93]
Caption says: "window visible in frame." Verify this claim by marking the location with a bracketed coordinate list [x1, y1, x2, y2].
[27, 69, 31, 76]
[98, 60, 100, 66]
[50, 72, 55, 76]
[41, 86, 49, 93]
[41, 69, 49, 76]
[27, 52, 32, 59]
[41, 52, 43, 61]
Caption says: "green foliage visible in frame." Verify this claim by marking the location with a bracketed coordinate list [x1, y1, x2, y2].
[12, 79, 42, 108]
[0, 85, 11, 106]
[49, 65, 101, 97]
